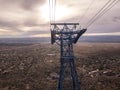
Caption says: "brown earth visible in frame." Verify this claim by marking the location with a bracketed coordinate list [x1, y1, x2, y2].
[0, 43, 120, 90]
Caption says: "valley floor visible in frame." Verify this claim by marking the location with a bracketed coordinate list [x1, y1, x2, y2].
[0, 43, 120, 90]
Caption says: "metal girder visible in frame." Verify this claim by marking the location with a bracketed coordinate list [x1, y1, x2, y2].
[73, 29, 87, 44]
[51, 23, 79, 25]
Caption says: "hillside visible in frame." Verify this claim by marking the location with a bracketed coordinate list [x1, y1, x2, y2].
[0, 43, 120, 90]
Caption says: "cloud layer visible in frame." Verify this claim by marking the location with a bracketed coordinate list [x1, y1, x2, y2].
[0, 0, 120, 37]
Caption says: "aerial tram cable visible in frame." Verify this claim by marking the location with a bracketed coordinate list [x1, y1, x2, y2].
[54, 0, 56, 23]
[49, 0, 52, 28]
[85, 0, 112, 27]
[85, 0, 120, 28]
[79, 0, 95, 23]
[48, 0, 119, 90]
[49, 1, 87, 90]
[86, 0, 120, 28]
[49, 0, 56, 29]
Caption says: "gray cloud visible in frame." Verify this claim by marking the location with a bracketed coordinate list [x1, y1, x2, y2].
[0, 0, 120, 38]
[23, 18, 39, 27]
[0, 19, 22, 32]
[23, 30, 49, 36]
[0, 0, 46, 11]
[0, 0, 47, 32]
[20, 0, 45, 10]
[113, 16, 120, 22]
[0, 19, 19, 28]
[23, 18, 48, 27]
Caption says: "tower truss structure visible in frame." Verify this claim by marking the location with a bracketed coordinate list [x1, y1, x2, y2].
[50, 23, 86, 90]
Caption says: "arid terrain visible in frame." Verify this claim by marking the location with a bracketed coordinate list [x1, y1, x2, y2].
[0, 43, 120, 90]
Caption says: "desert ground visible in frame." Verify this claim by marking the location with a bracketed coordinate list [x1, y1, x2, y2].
[0, 43, 120, 90]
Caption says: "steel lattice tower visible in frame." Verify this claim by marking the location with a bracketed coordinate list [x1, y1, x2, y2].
[50, 23, 86, 90]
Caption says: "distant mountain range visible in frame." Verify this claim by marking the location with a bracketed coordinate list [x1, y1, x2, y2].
[79, 35, 120, 43]
[0, 36, 120, 44]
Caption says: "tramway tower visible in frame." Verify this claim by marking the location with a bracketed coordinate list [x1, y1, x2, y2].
[50, 23, 86, 90]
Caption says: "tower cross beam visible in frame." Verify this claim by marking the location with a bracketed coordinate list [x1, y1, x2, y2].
[51, 23, 79, 25]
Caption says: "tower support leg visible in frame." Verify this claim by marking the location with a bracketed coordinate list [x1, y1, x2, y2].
[58, 59, 80, 90]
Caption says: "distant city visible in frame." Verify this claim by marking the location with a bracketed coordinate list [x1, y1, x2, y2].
[0, 36, 120, 44]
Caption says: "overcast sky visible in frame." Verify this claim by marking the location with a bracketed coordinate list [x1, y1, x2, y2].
[0, 0, 120, 38]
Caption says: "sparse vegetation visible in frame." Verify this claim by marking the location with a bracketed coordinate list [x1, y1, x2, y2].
[0, 43, 120, 90]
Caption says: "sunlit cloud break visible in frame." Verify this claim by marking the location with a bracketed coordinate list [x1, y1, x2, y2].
[84, 32, 120, 36]
[30, 32, 120, 38]
[31, 34, 50, 37]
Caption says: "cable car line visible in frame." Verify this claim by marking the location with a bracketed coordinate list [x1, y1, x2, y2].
[85, 0, 120, 28]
